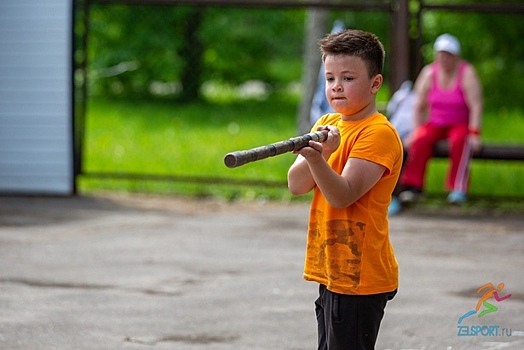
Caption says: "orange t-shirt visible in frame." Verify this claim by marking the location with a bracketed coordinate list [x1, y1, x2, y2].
[304, 113, 402, 295]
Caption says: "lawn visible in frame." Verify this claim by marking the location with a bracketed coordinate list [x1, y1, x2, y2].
[79, 95, 524, 205]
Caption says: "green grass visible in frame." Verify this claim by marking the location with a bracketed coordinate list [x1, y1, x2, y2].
[79, 96, 524, 204]
[80, 95, 300, 200]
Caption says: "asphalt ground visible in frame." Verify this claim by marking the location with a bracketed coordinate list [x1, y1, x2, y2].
[0, 193, 523, 350]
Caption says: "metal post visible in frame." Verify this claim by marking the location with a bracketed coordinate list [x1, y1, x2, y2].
[390, 0, 410, 94]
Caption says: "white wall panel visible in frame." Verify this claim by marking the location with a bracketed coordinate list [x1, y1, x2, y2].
[0, 0, 73, 195]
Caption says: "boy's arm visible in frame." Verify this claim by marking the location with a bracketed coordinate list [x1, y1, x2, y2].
[306, 155, 386, 209]
[287, 125, 341, 196]
[287, 155, 316, 195]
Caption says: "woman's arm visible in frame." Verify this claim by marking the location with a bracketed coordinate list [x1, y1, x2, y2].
[412, 65, 432, 129]
[462, 64, 483, 152]
[462, 65, 483, 130]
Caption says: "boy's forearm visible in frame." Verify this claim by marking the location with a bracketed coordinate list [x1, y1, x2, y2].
[307, 158, 353, 209]
[287, 159, 316, 195]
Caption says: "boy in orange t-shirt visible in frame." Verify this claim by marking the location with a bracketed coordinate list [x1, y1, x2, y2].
[288, 29, 402, 349]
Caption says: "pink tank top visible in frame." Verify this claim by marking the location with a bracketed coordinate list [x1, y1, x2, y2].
[427, 62, 469, 127]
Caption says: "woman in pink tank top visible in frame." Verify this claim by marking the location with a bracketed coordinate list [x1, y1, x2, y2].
[428, 62, 470, 127]
[395, 33, 483, 207]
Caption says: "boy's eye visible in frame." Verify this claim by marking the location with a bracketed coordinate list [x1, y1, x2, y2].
[344, 76, 353, 81]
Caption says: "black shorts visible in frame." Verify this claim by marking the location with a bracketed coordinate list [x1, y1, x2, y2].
[315, 284, 397, 350]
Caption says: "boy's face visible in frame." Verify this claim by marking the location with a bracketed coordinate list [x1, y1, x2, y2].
[324, 54, 381, 119]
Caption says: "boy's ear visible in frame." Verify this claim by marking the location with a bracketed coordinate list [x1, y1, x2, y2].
[371, 74, 383, 93]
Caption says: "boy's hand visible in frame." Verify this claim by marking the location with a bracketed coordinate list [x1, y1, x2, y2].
[295, 125, 340, 160]
[317, 125, 340, 155]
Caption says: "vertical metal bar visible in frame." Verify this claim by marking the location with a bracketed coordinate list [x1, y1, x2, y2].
[390, 0, 410, 93]
[73, 0, 90, 192]
[414, 0, 424, 76]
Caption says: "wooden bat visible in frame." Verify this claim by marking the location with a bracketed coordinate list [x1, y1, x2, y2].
[224, 130, 328, 168]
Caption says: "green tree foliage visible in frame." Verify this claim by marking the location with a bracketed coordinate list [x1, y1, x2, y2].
[200, 8, 305, 85]
[84, 2, 523, 109]
[88, 5, 188, 98]
[87, 5, 305, 100]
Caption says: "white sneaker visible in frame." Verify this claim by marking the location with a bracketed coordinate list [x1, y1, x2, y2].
[398, 189, 422, 204]
[447, 191, 467, 204]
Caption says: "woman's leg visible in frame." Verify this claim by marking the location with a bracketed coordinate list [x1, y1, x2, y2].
[400, 124, 445, 190]
[446, 124, 471, 193]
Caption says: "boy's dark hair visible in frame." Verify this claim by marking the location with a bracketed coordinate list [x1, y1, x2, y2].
[319, 29, 385, 78]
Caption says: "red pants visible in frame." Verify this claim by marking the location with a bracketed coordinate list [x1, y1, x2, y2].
[400, 123, 472, 193]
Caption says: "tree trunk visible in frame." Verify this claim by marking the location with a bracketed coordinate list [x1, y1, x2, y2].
[180, 8, 204, 102]
[296, 8, 330, 135]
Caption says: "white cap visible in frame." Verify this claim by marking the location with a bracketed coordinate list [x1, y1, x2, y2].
[434, 34, 461, 56]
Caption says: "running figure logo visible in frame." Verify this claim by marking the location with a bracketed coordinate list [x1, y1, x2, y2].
[458, 282, 512, 324]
